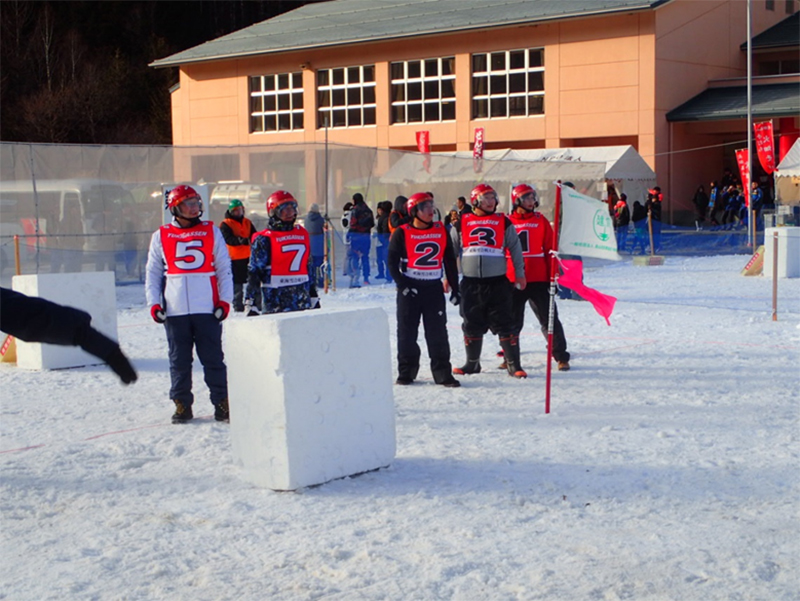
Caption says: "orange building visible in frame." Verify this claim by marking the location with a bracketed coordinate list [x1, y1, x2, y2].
[151, 0, 799, 224]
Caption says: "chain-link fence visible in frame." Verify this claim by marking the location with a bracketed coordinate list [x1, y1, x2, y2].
[1, 141, 607, 286]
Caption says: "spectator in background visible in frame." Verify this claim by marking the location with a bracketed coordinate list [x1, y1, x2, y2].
[708, 181, 721, 228]
[720, 167, 735, 190]
[341, 201, 354, 279]
[374, 200, 393, 282]
[304, 203, 325, 288]
[606, 182, 620, 217]
[721, 186, 742, 230]
[631, 200, 648, 254]
[444, 205, 459, 232]
[455, 195, 473, 219]
[389, 195, 410, 235]
[348, 193, 374, 286]
[613, 195, 630, 252]
[750, 182, 764, 230]
[692, 184, 709, 231]
[219, 199, 258, 313]
[645, 187, 663, 252]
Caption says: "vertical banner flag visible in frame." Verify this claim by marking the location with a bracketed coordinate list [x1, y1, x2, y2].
[735, 148, 751, 207]
[416, 130, 431, 173]
[558, 184, 621, 261]
[753, 121, 776, 174]
[473, 127, 485, 173]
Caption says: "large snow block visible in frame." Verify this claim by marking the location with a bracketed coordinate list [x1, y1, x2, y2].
[225, 307, 395, 491]
[11, 271, 118, 370]
[763, 227, 800, 278]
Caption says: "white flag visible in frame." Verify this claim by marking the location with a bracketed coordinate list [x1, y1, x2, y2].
[559, 185, 620, 261]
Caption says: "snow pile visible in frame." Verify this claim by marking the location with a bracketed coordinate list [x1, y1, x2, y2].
[1, 255, 798, 600]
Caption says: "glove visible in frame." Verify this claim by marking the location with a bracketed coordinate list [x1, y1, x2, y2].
[449, 290, 461, 306]
[245, 300, 260, 317]
[150, 304, 166, 324]
[213, 301, 230, 322]
[78, 326, 138, 385]
[401, 287, 418, 298]
[310, 296, 320, 309]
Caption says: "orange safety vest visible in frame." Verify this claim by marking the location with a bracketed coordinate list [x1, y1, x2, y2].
[221, 217, 254, 261]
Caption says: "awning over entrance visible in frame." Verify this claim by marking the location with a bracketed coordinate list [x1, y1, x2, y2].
[666, 82, 800, 122]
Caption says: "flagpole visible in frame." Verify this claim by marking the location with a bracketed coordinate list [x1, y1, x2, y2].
[545, 181, 562, 415]
[746, 0, 753, 247]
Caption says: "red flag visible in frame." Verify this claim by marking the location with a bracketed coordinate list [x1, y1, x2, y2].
[753, 121, 776, 174]
[473, 127, 485, 173]
[557, 259, 617, 325]
[416, 131, 430, 173]
[735, 148, 751, 207]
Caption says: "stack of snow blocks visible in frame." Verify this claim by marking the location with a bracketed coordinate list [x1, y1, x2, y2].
[225, 307, 396, 491]
[12, 271, 118, 370]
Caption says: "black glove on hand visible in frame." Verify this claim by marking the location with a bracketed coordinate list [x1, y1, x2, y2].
[449, 289, 461, 306]
[77, 326, 138, 385]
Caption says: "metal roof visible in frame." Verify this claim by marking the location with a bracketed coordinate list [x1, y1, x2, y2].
[665, 82, 800, 122]
[741, 11, 799, 50]
[150, 0, 669, 68]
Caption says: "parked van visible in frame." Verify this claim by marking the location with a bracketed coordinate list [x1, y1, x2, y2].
[209, 182, 278, 230]
[0, 178, 133, 272]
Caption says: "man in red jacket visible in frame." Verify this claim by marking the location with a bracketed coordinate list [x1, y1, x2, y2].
[505, 183, 571, 371]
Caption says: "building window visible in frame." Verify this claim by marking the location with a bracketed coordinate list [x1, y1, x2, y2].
[765, 0, 775, 10]
[389, 57, 456, 124]
[786, 0, 795, 13]
[249, 73, 304, 133]
[317, 65, 376, 128]
[759, 58, 800, 75]
[471, 49, 544, 119]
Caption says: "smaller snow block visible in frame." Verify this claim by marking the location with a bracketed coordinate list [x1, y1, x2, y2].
[225, 307, 395, 490]
[632, 255, 665, 266]
[11, 271, 118, 370]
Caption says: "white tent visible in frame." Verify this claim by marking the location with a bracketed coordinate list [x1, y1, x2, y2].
[380, 145, 654, 205]
[501, 146, 656, 205]
[775, 139, 800, 205]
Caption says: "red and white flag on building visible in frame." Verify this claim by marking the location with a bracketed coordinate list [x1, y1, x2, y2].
[753, 121, 776, 174]
[416, 130, 431, 173]
[473, 127, 485, 173]
[735, 148, 751, 207]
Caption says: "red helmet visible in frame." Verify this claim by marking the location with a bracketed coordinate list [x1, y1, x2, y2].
[470, 183, 496, 207]
[266, 190, 298, 218]
[511, 184, 538, 208]
[406, 192, 434, 218]
[166, 185, 203, 217]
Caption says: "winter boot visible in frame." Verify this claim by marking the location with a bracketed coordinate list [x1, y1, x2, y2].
[453, 336, 482, 375]
[499, 335, 527, 379]
[172, 400, 194, 424]
[214, 398, 230, 422]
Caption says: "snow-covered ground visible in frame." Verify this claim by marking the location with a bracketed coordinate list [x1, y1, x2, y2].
[1, 254, 798, 601]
